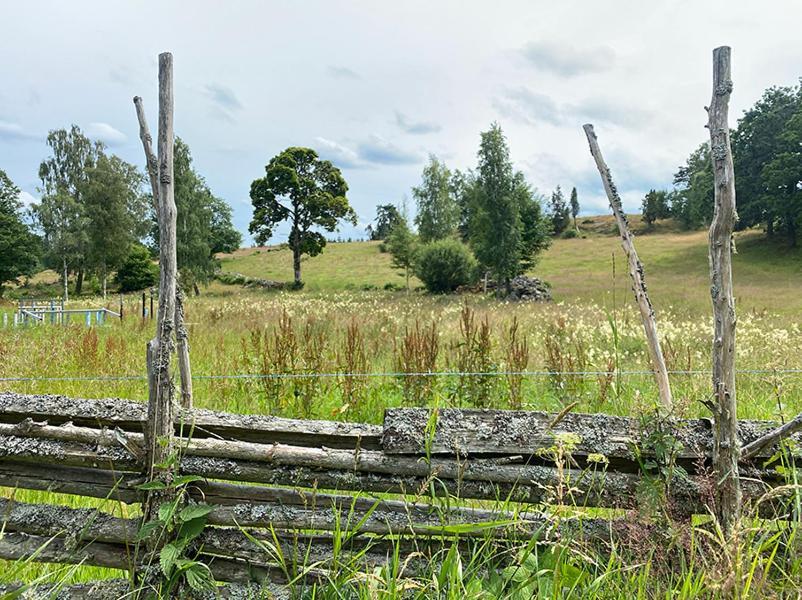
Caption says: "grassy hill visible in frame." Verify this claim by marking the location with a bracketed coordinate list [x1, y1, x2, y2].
[220, 217, 802, 316]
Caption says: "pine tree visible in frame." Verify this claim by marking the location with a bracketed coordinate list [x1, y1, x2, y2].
[569, 186, 580, 232]
[548, 186, 571, 235]
[386, 200, 417, 290]
[0, 170, 38, 296]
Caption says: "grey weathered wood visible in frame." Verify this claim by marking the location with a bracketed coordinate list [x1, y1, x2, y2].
[133, 94, 193, 409]
[0, 461, 140, 503]
[583, 124, 673, 411]
[742, 412, 802, 461]
[0, 392, 382, 449]
[145, 52, 178, 493]
[382, 408, 801, 462]
[707, 45, 741, 533]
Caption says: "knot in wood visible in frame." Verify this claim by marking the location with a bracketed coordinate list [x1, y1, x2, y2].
[715, 80, 733, 96]
[711, 144, 727, 161]
[159, 173, 172, 184]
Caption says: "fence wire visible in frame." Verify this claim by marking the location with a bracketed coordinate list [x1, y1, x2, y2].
[1, 368, 802, 383]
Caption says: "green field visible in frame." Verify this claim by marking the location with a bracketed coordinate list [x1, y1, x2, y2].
[2, 216, 802, 596]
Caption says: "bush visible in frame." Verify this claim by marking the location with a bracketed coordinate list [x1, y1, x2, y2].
[413, 239, 478, 293]
[561, 229, 579, 239]
[115, 245, 158, 292]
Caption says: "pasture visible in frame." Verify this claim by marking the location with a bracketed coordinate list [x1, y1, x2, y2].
[2, 220, 802, 595]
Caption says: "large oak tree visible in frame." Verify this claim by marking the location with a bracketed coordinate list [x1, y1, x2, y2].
[249, 147, 355, 287]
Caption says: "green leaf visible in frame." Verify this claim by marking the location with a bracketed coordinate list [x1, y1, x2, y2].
[185, 563, 215, 591]
[178, 517, 207, 542]
[135, 519, 163, 542]
[173, 474, 205, 487]
[136, 480, 167, 491]
[160, 542, 181, 576]
[179, 504, 214, 522]
[158, 501, 177, 523]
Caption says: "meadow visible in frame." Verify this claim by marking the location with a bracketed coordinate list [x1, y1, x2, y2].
[2, 218, 802, 597]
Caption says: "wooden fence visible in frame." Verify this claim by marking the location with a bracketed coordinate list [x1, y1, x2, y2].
[0, 391, 798, 597]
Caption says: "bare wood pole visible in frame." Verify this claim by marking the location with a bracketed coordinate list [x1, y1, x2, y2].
[706, 46, 741, 533]
[134, 95, 193, 409]
[583, 124, 673, 411]
[145, 52, 178, 506]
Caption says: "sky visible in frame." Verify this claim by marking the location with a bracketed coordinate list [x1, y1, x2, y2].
[2, 0, 801, 243]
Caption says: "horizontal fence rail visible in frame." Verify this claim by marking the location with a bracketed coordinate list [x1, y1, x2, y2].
[0, 392, 799, 594]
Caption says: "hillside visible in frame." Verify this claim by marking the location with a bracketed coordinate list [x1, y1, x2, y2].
[219, 217, 802, 316]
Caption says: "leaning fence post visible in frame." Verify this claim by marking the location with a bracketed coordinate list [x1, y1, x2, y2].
[144, 52, 178, 518]
[583, 124, 673, 411]
[706, 46, 741, 535]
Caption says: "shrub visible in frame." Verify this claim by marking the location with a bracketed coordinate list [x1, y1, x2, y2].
[115, 245, 158, 292]
[413, 239, 478, 293]
[561, 229, 579, 239]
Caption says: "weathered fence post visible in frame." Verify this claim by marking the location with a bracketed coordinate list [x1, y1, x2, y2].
[145, 52, 178, 509]
[135, 85, 193, 410]
[583, 124, 673, 411]
[706, 46, 741, 534]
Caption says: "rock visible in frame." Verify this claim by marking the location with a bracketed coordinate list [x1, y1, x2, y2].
[506, 276, 552, 302]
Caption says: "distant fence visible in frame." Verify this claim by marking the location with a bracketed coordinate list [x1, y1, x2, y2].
[0, 392, 798, 595]
[1, 293, 162, 328]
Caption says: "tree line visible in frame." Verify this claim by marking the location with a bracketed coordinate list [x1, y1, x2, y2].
[0, 125, 241, 298]
[643, 78, 802, 243]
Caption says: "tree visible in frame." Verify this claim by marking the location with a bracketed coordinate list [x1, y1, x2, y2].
[412, 155, 459, 243]
[450, 168, 478, 242]
[569, 186, 580, 231]
[670, 143, 714, 229]
[0, 170, 38, 296]
[641, 189, 671, 228]
[547, 186, 571, 235]
[115, 244, 159, 292]
[35, 125, 103, 295]
[152, 139, 242, 292]
[82, 154, 148, 297]
[249, 146, 356, 287]
[371, 204, 402, 241]
[517, 177, 551, 271]
[386, 202, 417, 290]
[470, 123, 530, 293]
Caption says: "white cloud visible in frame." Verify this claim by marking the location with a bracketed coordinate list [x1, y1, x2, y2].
[520, 41, 616, 77]
[85, 122, 127, 146]
[18, 190, 38, 207]
[315, 136, 363, 169]
[0, 121, 38, 141]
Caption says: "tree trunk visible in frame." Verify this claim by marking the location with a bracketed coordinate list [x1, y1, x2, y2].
[62, 259, 68, 303]
[583, 124, 673, 411]
[75, 269, 84, 296]
[293, 244, 302, 286]
[707, 46, 741, 535]
[175, 285, 193, 409]
[193, 281, 200, 296]
[145, 52, 178, 519]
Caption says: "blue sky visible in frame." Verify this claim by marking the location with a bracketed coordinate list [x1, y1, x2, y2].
[2, 1, 801, 243]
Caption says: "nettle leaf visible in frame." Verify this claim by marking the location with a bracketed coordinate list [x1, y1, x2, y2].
[136, 480, 167, 491]
[135, 519, 163, 542]
[158, 501, 178, 523]
[178, 517, 207, 541]
[173, 474, 205, 487]
[185, 563, 215, 591]
[160, 542, 181, 576]
[179, 504, 214, 522]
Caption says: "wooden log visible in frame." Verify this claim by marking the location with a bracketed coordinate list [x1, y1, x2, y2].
[145, 51, 178, 497]
[382, 408, 802, 464]
[583, 123, 672, 410]
[706, 45, 741, 533]
[0, 581, 285, 600]
[0, 461, 140, 503]
[0, 392, 382, 449]
[133, 95, 193, 409]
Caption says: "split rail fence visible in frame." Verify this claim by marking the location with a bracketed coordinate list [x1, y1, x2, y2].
[0, 391, 799, 597]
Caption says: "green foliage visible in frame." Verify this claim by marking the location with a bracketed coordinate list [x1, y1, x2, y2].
[163, 138, 241, 292]
[413, 155, 459, 243]
[386, 205, 418, 289]
[370, 204, 402, 241]
[413, 238, 478, 293]
[670, 143, 713, 229]
[249, 146, 356, 286]
[547, 185, 571, 235]
[115, 244, 158, 292]
[569, 186, 580, 221]
[0, 171, 39, 295]
[641, 189, 671, 228]
[470, 123, 548, 289]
